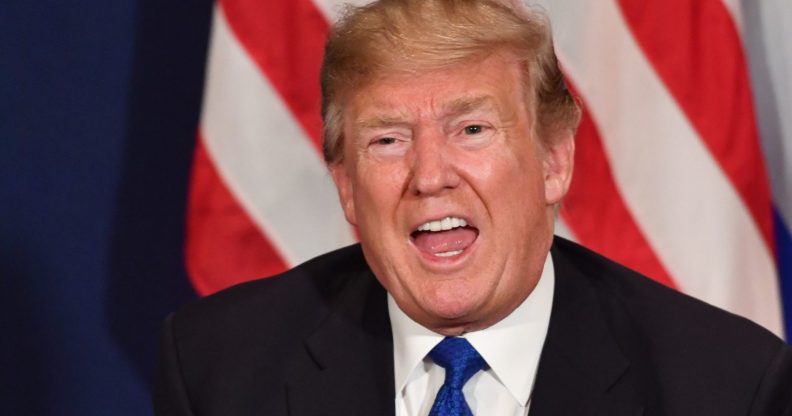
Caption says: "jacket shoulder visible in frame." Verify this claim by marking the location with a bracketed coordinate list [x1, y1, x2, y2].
[552, 237, 791, 413]
[169, 243, 368, 343]
[554, 238, 781, 345]
[155, 244, 375, 414]
[553, 237, 783, 348]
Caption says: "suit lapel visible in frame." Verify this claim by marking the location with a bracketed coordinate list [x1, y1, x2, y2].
[286, 269, 396, 416]
[529, 240, 641, 416]
[284, 238, 647, 415]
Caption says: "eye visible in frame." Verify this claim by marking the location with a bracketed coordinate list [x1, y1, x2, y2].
[374, 137, 396, 144]
[463, 125, 484, 135]
[452, 122, 494, 149]
[374, 137, 398, 145]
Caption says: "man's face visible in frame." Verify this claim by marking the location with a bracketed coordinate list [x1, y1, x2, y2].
[330, 52, 574, 335]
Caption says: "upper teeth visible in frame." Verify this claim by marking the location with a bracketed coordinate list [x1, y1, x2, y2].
[417, 217, 468, 232]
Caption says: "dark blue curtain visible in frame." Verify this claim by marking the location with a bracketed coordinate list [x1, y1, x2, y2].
[1, 1, 212, 414]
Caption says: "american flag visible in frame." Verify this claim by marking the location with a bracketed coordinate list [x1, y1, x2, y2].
[186, 0, 792, 339]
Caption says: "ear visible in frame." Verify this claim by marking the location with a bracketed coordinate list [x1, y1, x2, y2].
[329, 161, 358, 226]
[543, 131, 575, 205]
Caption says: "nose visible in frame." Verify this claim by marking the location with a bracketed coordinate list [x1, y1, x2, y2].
[407, 128, 461, 196]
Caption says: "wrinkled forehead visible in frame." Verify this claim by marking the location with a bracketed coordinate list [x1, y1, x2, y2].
[342, 50, 531, 117]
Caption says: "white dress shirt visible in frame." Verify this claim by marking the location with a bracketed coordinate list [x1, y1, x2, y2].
[388, 252, 555, 416]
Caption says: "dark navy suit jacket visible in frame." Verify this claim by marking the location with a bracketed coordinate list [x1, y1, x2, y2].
[154, 237, 792, 415]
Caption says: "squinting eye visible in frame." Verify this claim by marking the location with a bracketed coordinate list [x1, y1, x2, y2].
[374, 137, 397, 145]
[463, 125, 483, 135]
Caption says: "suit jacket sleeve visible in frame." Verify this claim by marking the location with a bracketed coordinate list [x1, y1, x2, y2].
[153, 313, 195, 416]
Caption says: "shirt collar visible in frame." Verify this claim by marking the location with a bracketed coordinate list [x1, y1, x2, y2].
[388, 251, 555, 406]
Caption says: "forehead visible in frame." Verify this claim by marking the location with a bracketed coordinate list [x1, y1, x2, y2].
[344, 52, 528, 122]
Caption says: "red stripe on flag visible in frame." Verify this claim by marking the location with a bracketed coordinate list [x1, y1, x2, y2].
[218, 0, 329, 150]
[616, 0, 775, 253]
[186, 133, 288, 296]
[563, 103, 677, 289]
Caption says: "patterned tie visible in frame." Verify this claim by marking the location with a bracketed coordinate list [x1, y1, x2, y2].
[428, 337, 486, 416]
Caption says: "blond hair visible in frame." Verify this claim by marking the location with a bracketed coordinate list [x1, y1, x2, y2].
[320, 0, 581, 163]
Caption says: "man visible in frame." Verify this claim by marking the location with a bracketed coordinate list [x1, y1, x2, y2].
[154, 0, 792, 415]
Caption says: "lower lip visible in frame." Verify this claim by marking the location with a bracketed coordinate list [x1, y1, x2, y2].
[410, 232, 479, 268]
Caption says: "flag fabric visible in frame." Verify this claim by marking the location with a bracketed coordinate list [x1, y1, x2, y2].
[187, 0, 792, 339]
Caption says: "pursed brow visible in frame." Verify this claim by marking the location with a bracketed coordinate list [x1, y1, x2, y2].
[355, 114, 413, 130]
[355, 95, 498, 129]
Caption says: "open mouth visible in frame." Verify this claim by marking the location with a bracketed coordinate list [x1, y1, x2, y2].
[410, 216, 479, 258]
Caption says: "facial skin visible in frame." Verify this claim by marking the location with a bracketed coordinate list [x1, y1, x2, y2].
[329, 51, 574, 336]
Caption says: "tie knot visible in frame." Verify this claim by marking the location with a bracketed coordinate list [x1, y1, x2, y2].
[429, 337, 485, 389]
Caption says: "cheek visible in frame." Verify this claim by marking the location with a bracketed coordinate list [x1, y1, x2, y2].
[353, 162, 408, 226]
[464, 145, 543, 196]
[467, 148, 549, 236]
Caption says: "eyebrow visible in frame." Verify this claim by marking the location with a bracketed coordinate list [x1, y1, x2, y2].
[354, 95, 498, 129]
[356, 115, 410, 130]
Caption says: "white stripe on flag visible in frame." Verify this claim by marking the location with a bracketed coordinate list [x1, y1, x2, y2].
[538, 0, 784, 337]
[311, 0, 372, 22]
[719, 0, 744, 33]
[201, 7, 355, 266]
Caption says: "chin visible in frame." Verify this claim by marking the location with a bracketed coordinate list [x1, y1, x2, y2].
[418, 288, 488, 326]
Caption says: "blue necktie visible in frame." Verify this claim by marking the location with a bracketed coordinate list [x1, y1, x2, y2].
[428, 337, 485, 416]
